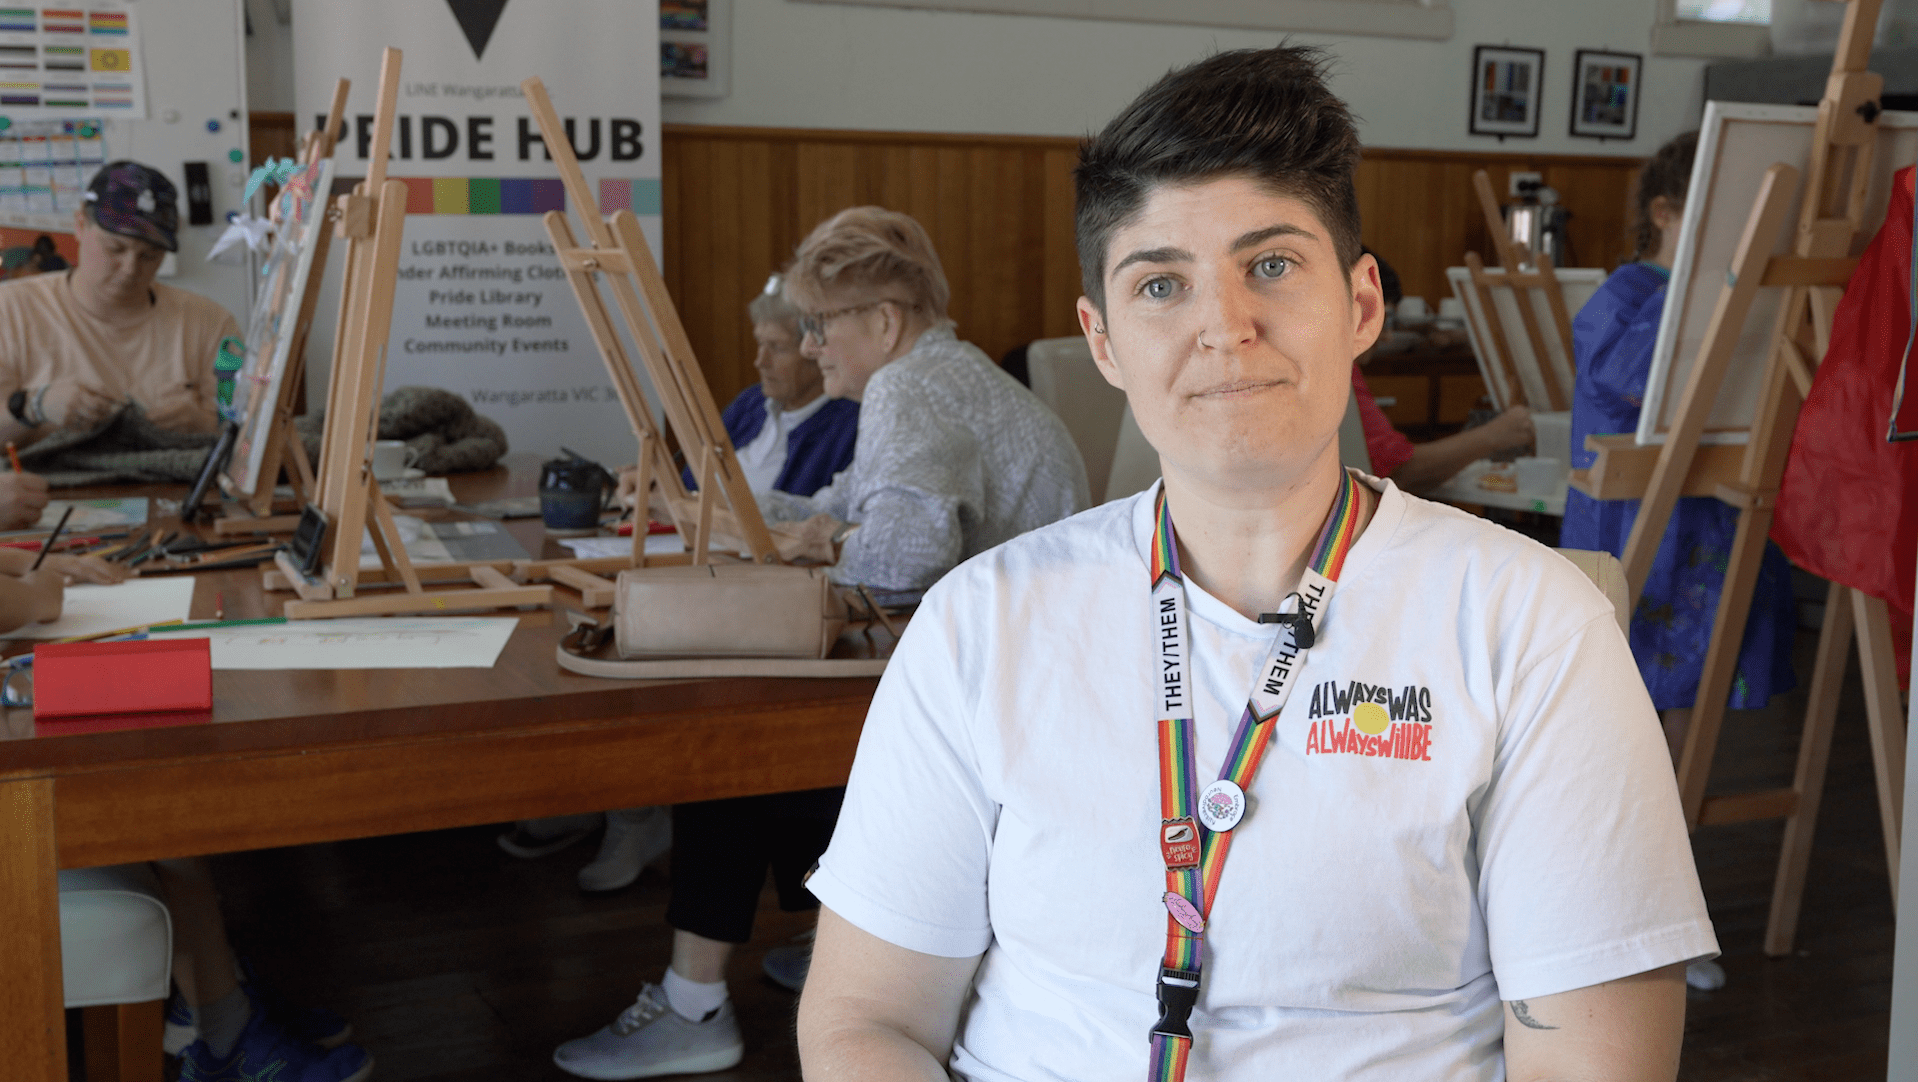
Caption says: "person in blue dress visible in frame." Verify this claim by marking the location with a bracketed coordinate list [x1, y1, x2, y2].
[1562, 131, 1798, 762]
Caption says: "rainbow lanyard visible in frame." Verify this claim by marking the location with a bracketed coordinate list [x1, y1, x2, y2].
[1145, 470, 1363, 1082]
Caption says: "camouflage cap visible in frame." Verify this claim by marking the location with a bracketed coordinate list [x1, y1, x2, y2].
[84, 161, 178, 252]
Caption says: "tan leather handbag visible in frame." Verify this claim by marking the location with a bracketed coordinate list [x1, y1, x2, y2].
[555, 563, 895, 679]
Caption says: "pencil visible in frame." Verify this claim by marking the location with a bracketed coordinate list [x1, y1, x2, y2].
[5, 442, 19, 474]
[52, 618, 186, 645]
[29, 505, 72, 571]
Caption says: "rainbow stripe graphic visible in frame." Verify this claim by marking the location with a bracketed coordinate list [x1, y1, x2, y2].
[1150, 489, 1180, 584]
[393, 177, 663, 216]
[1157, 718, 1197, 822]
[0, 9, 36, 31]
[42, 9, 82, 33]
[1148, 1033, 1190, 1082]
[1308, 471, 1362, 580]
[87, 10, 127, 34]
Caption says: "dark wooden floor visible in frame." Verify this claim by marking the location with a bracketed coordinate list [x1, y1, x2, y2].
[113, 625, 1894, 1082]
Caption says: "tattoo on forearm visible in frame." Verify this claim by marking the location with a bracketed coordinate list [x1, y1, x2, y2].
[1508, 1000, 1558, 1030]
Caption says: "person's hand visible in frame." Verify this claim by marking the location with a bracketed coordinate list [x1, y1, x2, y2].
[18, 568, 62, 624]
[42, 552, 126, 585]
[768, 513, 844, 565]
[0, 471, 47, 531]
[1481, 405, 1535, 454]
[35, 380, 121, 430]
[616, 464, 642, 509]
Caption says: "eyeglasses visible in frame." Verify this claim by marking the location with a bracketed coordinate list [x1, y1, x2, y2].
[798, 299, 913, 345]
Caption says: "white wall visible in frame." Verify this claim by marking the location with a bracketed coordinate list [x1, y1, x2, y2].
[249, 0, 1709, 156]
[658, 0, 1711, 155]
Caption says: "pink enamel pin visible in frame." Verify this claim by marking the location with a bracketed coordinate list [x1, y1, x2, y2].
[1163, 891, 1205, 933]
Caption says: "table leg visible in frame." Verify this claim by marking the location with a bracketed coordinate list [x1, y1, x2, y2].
[0, 777, 67, 1082]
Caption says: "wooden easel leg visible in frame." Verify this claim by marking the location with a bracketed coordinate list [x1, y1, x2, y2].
[633, 431, 655, 567]
[1766, 580, 1854, 956]
[0, 777, 67, 1082]
[692, 448, 715, 567]
[1854, 588, 1907, 901]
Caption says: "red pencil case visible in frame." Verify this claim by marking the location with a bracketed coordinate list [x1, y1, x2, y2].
[33, 638, 212, 719]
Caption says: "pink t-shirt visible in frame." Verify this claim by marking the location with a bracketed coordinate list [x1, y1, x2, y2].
[1351, 365, 1416, 478]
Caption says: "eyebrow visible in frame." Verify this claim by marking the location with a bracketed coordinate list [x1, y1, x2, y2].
[1232, 223, 1316, 251]
[1110, 245, 1191, 278]
[1109, 223, 1322, 280]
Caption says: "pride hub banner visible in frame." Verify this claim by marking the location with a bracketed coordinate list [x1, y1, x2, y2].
[293, 0, 661, 468]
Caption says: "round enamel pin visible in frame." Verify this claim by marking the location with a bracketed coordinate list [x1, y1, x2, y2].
[1197, 779, 1246, 833]
[1163, 891, 1206, 933]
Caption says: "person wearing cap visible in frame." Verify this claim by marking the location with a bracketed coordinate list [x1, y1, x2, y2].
[0, 161, 241, 528]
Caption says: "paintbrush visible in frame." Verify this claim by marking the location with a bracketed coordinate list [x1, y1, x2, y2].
[29, 505, 72, 571]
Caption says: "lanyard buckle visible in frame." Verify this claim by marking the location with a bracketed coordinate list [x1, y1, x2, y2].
[1160, 818, 1201, 869]
[1151, 966, 1202, 1040]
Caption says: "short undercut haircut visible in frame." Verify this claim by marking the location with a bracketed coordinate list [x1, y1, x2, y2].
[1075, 45, 1364, 312]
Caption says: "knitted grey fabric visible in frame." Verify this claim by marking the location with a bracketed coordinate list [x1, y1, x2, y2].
[20, 386, 509, 487]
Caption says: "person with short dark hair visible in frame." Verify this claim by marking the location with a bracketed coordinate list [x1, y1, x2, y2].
[0, 162, 240, 528]
[796, 46, 1714, 1081]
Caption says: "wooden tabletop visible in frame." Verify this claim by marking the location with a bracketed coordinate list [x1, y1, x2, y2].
[0, 454, 880, 865]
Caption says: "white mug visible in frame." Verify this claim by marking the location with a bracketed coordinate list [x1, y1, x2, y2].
[1397, 296, 1430, 322]
[371, 439, 419, 480]
[1438, 297, 1466, 322]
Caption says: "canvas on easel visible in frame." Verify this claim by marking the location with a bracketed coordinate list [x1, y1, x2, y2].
[216, 78, 352, 532]
[518, 74, 781, 588]
[271, 47, 550, 620]
[1454, 169, 1583, 412]
[1447, 263, 1604, 412]
[1573, 0, 1913, 957]
[1635, 101, 1918, 446]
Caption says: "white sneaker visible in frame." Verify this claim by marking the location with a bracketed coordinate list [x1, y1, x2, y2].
[553, 984, 743, 1080]
[1685, 960, 1726, 990]
[578, 807, 671, 893]
[498, 813, 602, 859]
[762, 926, 815, 992]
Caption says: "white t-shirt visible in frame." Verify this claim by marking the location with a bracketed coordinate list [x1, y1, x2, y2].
[735, 392, 830, 495]
[808, 475, 1717, 1082]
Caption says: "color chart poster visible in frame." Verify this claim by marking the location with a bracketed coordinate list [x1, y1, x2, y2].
[292, 0, 661, 467]
[0, 4, 146, 122]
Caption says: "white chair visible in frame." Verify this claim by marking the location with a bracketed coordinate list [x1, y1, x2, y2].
[60, 863, 172, 1082]
[1023, 336, 1130, 502]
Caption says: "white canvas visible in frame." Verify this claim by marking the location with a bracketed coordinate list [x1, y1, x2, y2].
[1636, 102, 1918, 446]
[1447, 265, 1604, 412]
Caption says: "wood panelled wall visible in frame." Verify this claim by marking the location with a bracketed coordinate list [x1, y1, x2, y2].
[662, 124, 1647, 406]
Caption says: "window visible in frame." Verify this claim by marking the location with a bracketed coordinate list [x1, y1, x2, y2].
[788, 0, 1454, 42]
[1655, 0, 1770, 57]
[1676, 0, 1771, 25]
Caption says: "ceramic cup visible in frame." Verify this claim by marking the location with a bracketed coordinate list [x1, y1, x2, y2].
[539, 455, 616, 534]
[371, 440, 418, 481]
[1397, 296, 1430, 323]
[1515, 455, 1566, 495]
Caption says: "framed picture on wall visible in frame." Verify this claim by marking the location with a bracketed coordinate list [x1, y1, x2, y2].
[1570, 49, 1642, 140]
[661, 0, 730, 99]
[1469, 45, 1544, 139]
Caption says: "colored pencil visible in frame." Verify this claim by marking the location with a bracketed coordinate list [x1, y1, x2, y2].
[29, 505, 72, 570]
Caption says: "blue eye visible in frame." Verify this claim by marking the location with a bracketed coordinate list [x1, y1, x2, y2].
[1143, 277, 1176, 300]
[1254, 256, 1289, 279]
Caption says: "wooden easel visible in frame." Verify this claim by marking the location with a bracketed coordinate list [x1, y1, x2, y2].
[1578, 0, 1907, 955]
[215, 78, 351, 535]
[272, 47, 550, 620]
[520, 75, 781, 587]
[1460, 169, 1578, 411]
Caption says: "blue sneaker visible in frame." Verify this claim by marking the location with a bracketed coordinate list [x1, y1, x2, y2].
[163, 990, 198, 1057]
[176, 1010, 373, 1082]
[237, 957, 355, 1049]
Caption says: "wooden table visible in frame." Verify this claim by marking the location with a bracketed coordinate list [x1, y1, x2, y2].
[0, 457, 878, 1081]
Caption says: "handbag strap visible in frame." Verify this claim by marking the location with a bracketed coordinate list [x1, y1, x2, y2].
[555, 642, 888, 680]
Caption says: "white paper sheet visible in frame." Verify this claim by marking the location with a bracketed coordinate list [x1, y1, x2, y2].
[1, 576, 195, 640]
[151, 617, 518, 670]
[560, 534, 685, 559]
[34, 497, 149, 531]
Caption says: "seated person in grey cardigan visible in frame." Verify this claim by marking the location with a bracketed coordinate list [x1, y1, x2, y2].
[761, 206, 1090, 604]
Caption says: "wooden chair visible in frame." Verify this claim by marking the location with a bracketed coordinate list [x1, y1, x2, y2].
[59, 864, 172, 1082]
